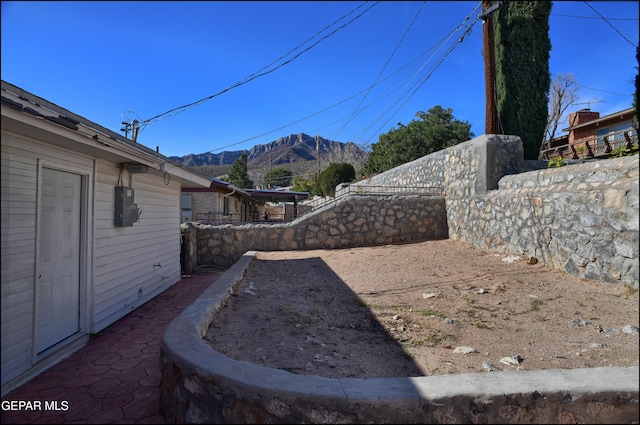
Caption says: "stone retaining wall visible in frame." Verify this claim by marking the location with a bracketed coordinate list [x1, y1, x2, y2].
[182, 195, 448, 270]
[350, 134, 638, 286]
[351, 134, 525, 198]
[447, 155, 639, 285]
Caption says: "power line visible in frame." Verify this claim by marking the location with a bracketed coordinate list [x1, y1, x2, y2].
[576, 85, 632, 97]
[353, 3, 482, 144]
[551, 13, 638, 21]
[583, 1, 638, 48]
[200, 86, 376, 153]
[202, 35, 452, 155]
[311, 31, 463, 141]
[137, 1, 380, 133]
[233, 1, 376, 88]
[201, 2, 483, 156]
[556, 73, 634, 96]
[192, 2, 632, 158]
[330, 1, 427, 141]
[200, 33, 449, 154]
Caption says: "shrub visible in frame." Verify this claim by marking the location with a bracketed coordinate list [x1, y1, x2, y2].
[610, 146, 637, 157]
[316, 163, 356, 197]
[547, 157, 566, 168]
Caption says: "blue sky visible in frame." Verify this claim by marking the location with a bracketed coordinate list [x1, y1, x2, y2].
[2, 1, 638, 158]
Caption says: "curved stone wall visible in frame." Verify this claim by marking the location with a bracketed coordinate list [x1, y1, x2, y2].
[159, 252, 640, 424]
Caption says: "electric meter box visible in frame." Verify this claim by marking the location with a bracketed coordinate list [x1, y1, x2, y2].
[115, 186, 135, 227]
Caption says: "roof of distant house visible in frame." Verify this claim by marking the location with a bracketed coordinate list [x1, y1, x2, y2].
[245, 189, 309, 203]
[562, 107, 635, 132]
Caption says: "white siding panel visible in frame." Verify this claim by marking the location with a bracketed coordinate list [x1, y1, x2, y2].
[2, 284, 34, 323]
[92, 160, 182, 332]
[3, 134, 97, 171]
[2, 279, 38, 382]
[1, 238, 33, 257]
[1, 136, 38, 385]
[2, 218, 36, 235]
[2, 125, 185, 386]
[95, 229, 179, 251]
[1, 151, 38, 174]
[1, 254, 34, 279]
[1, 177, 37, 192]
[1, 131, 95, 388]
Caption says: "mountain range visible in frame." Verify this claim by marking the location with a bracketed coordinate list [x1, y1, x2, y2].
[169, 133, 369, 185]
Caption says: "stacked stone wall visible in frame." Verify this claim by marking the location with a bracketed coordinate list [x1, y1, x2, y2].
[351, 134, 638, 286]
[446, 155, 638, 285]
[182, 195, 448, 270]
[354, 135, 525, 197]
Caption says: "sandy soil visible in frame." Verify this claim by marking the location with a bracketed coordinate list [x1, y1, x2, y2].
[204, 239, 639, 379]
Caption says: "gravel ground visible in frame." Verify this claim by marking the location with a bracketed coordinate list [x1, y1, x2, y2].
[205, 239, 639, 378]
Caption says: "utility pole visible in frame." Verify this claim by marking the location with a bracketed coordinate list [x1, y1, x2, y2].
[481, 1, 502, 135]
[268, 153, 272, 189]
[315, 135, 320, 179]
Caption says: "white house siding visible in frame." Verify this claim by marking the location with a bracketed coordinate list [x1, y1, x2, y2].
[2, 79, 212, 396]
[1, 131, 95, 386]
[92, 159, 183, 332]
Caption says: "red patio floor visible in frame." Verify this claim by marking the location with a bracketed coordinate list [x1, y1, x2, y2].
[1, 272, 220, 424]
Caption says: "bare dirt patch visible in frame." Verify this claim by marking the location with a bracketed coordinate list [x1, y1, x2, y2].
[204, 239, 639, 379]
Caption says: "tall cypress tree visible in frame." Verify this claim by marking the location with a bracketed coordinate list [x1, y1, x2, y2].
[494, 1, 551, 160]
[228, 152, 253, 189]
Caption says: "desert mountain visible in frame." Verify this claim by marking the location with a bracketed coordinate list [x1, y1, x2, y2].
[170, 133, 369, 186]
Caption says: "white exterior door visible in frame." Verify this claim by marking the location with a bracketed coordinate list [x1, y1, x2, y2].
[36, 168, 81, 353]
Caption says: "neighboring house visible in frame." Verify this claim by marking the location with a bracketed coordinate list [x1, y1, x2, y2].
[245, 189, 310, 222]
[539, 133, 569, 159]
[1, 80, 211, 395]
[540, 107, 638, 160]
[181, 182, 309, 223]
[182, 179, 262, 223]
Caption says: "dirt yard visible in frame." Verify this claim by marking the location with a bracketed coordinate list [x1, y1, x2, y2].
[204, 239, 639, 379]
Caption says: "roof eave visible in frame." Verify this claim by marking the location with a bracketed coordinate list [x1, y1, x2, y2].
[1, 80, 210, 188]
[562, 107, 635, 132]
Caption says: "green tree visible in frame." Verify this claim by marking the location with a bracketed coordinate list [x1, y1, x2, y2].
[493, 1, 552, 160]
[291, 173, 316, 194]
[227, 152, 253, 188]
[363, 105, 473, 174]
[316, 163, 356, 197]
[263, 167, 293, 188]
